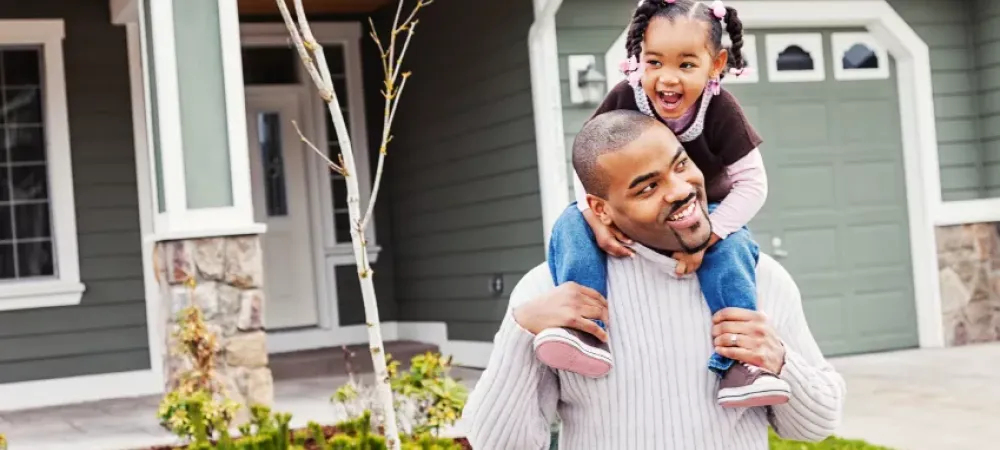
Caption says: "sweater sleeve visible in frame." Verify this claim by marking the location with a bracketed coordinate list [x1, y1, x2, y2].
[758, 257, 847, 442]
[460, 265, 560, 450]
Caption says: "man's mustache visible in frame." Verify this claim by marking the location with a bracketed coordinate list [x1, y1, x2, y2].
[658, 192, 697, 222]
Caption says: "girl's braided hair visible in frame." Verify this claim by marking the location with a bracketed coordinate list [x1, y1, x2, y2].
[625, 0, 746, 78]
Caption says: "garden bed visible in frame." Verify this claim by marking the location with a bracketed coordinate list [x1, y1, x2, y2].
[145, 424, 472, 450]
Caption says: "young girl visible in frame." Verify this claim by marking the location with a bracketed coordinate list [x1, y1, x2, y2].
[534, 0, 791, 408]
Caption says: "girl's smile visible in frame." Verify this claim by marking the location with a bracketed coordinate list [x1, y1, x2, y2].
[640, 16, 728, 120]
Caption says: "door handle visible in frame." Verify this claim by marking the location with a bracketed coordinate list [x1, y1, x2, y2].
[771, 236, 789, 258]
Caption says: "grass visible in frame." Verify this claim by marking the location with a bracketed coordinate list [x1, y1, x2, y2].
[769, 429, 894, 450]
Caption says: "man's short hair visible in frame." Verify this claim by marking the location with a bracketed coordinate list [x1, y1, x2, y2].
[572, 109, 660, 198]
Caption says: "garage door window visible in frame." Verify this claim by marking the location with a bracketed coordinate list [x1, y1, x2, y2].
[831, 32, 890, 81]
[765, 33, 825, 82]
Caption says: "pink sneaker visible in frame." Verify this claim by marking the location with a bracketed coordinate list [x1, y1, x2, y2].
[533, 327, 612, 378]
[717, 363, 791, 408]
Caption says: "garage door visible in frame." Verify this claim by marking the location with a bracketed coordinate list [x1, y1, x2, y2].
[724, 29, 919, 356]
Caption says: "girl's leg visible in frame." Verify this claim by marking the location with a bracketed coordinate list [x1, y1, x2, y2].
[699, 204, 789, 407]
[698, 225, 760, 375]
[535, 203, 612, 378]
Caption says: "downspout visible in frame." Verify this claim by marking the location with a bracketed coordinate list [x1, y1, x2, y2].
[529, 0, 568, 247]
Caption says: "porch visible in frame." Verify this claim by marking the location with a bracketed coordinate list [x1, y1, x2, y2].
[0, 0, 540, 412]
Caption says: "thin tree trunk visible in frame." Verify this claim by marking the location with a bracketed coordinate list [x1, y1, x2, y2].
[275, 1, 431, 447]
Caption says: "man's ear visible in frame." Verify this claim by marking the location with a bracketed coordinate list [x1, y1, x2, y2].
[587, 195, 614, 226]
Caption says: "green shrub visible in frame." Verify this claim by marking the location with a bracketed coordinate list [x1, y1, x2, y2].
[768, 429, 894, 450]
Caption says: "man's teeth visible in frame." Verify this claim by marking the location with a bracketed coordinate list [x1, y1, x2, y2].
[668, 202, 697, 221]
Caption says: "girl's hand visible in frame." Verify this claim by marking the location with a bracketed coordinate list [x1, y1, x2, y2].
[582, 208, 634, 258]
[673, 249, 705, 275]
[673, 233, 721, 274]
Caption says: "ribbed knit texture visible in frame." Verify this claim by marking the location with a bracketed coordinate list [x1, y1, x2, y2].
[461, 246, 846, 449]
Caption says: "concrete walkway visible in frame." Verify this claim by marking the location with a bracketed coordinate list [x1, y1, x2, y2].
[2, 345, 998, 449]
[829, 342, 1000, 450]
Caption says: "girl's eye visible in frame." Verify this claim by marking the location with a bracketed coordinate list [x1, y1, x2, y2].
[680, 62, 695, 69]
[647, 60, 662, 68]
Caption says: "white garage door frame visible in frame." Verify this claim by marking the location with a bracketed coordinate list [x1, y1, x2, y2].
[530, 0, 945, 348]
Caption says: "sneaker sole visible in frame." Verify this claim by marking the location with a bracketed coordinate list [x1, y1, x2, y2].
[534, 332, 612, 378]
[718, 388, 791, 408]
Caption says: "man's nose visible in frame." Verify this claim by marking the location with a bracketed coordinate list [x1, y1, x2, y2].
[660, 180, 692, 204]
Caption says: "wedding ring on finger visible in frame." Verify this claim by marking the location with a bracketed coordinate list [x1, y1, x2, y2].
[729, 333, 738, 347]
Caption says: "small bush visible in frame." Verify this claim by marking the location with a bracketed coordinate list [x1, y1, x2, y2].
[332, 350, 469, 437]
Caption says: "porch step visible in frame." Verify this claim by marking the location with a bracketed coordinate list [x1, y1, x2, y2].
[269, 340, 439, 381]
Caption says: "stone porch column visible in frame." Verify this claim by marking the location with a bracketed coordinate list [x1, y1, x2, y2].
[131, 0, 274, 417]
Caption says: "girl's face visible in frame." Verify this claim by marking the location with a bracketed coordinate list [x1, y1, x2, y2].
[640, 16, 729, 120]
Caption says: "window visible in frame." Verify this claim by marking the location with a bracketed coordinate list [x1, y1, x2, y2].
[831, 32, 890, 80]
[723, 34, 759, 84]
[323, 44, 356, 245]
[0, 20, 83, 310]
[765, 33, 825, 82]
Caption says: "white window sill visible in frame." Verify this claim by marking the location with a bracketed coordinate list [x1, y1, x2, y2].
[0, 280, 85, 311]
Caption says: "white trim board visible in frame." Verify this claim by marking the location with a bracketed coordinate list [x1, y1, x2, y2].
[0, 369, 161, 412]
[529, 0, 570, 247]
[588, 1, 945, 348]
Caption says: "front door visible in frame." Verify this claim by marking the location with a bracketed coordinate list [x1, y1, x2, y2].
[246, 92, 319, 329]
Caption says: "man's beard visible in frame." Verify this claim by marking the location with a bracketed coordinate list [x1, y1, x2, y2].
[665, 198, 712, 254]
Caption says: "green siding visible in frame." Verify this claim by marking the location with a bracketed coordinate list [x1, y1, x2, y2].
[380, 0, 544, 341]
[0, 0, 150, 383]
[555, 0, 991, 201]
[975, 0, 1000, 196]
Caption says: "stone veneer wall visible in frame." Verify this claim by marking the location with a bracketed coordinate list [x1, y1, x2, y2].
[936, 222, 1000, 346]
[155, 235, 273, 421]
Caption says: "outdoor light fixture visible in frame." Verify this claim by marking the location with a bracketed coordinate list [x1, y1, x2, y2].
[568, 54, 607, 105]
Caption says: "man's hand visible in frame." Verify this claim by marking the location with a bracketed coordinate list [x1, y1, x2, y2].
[513, 282, 610, 342]
[673, 248, 705, 275]
[582, 208, 634, 258]
[711, 307, 786, 374]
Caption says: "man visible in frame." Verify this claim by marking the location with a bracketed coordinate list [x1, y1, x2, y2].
[460, 110, 846, 449]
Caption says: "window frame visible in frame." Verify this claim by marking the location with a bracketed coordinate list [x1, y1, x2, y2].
[0, 19, 84, 311]
[765, 33, 826, 83]
[831, 31, 891, 81]
[723, 34, 760, 84]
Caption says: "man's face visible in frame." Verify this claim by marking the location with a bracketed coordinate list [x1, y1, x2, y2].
[587, 125, 711, 254]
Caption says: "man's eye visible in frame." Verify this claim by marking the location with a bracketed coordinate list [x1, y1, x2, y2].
[639, 183, 657, 194]
[675, 160, 688, 172]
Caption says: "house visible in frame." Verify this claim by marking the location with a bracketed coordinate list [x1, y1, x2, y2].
[1, 0, 998, 412]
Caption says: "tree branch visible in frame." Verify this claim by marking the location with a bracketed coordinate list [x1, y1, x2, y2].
[291, 120, 346, 176]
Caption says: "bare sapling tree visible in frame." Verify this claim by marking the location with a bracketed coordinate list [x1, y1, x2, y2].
[275, 0, 433, 447]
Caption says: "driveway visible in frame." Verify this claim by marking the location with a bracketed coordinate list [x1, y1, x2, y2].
[830, 342, 1000, 450]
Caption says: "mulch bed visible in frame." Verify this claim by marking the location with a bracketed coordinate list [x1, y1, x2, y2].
[146, 424, 472, 450]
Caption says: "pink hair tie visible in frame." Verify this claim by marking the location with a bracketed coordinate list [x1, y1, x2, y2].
[710, 0, 726, 19]
[665, 0, 677, 3]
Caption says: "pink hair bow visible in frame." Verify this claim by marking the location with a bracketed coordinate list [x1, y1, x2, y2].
[729, 66, 753, 77]
[710, 0, 726, 19]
